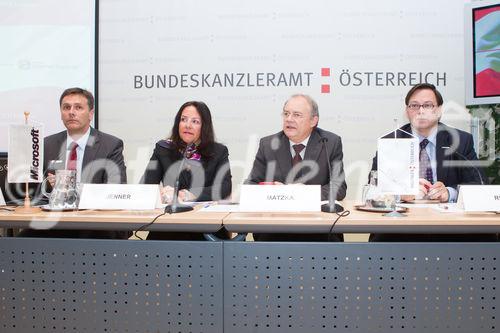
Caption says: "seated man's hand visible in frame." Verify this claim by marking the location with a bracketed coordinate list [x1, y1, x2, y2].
[417, 178, 432, 199]
[427, 181, 449, 202]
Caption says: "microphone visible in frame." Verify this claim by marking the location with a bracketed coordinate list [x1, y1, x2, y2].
[319, 137, 344, 213]
[441, 146, 484, 185]
[164, 143, 195, 214]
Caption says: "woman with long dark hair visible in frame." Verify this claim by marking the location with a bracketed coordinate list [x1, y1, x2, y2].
[141, 101, 232, 240]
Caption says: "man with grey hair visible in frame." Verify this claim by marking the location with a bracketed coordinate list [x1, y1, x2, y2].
[246, 94, 347, 241]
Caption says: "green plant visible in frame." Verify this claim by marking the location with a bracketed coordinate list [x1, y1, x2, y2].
[468, 104, 500, 184]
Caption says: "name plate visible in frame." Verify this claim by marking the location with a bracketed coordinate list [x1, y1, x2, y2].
[78, 184, 160, 210]
[457, 185, 500, 212]
[239, 184, 320, 212]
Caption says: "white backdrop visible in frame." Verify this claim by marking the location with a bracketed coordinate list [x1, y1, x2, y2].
[0, 0, 95, 152]
[98, 0, 475, 199]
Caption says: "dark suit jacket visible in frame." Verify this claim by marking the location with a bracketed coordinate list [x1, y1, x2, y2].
[245, 127, 347, 201]
[370, 123, 486, 189]
[141, 141, 232, 201]
[43, 128, 127, 185]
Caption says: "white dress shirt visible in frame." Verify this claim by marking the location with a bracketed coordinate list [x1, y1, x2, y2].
[288, 135, 310, 160]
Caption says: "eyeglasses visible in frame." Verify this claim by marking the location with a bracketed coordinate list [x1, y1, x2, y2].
[282, 111, 305, 120]
[407, 103, 435, 111]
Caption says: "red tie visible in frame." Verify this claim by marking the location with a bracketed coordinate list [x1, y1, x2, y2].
[67, 142, 78, 171]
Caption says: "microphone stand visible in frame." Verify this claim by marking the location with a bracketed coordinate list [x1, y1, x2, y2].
[164, 145, 194, 214]
[320, 138, 344, 213]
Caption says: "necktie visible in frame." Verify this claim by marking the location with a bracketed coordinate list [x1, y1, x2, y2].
[419, 139, 433, 183]
[67, 142, 78, 171]
[292, 144, 305, 166]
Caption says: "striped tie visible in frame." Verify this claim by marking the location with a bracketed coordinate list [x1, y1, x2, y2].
[292, 144, 305, 166]
[419, 139, 433, 183]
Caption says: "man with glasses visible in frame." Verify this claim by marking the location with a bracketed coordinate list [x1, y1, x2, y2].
[370, 83, 494, 242]
[246, 94, 347, 241]
[372, 83, 485, 203]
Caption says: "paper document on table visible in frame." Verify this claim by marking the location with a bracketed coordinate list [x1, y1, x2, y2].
[200, 204, 240, 212]
[398, 203, 437, 209]
[432, 203, 464, 213]
[157, 201, 198, 209]
[377, 137, 419, 195]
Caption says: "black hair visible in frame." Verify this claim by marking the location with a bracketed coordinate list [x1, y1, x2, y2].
[59, 87, 94, 110]
[169, 101, 216, 157]
[405, 83, 443, 106]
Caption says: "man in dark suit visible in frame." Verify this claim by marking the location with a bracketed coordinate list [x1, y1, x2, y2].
[44, 126, 126, 186]
[371, 124, 484, 201]
[20, 87, 128, 239]
[246, 94, 347, 241]
[370, 83, 496, 241]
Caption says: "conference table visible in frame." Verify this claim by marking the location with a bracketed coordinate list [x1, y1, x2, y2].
[224, 201, 500, 234]
[0, 202, 499, 333]
[0, 206, 226, 233]
[1, 201, 499, 234]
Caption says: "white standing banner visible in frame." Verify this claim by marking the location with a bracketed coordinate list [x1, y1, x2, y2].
[377, 138, 419, 195]
[8, 124, 44, 183]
